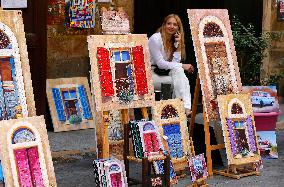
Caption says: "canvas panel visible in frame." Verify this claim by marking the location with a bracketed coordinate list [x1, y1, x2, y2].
[87, 34, 154, 111]
[46, 77, 96, 132]
[0, 10, 36, 118]
[0, 116, 57, 187]
[187, 9, 242, 121]
[152, 98, 191, 172]
[217, 94, 261, 166]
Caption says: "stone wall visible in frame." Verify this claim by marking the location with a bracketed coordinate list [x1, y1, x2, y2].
[47, 0, 134, 79]
[262, 0, 284, 96]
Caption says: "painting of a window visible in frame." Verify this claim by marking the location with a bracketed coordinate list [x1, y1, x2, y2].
[111, 49, 134, 103]
[188, 9, 242, 121]
[218, 94, 261, 166]
[47, 77, 95, 132]
[88, 35, 154, 112]
[153, 99, 191, 173]
[0, 116, 57, 186]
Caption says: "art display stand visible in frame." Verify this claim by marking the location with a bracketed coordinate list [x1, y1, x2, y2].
[189, 78, 260, 179]
[123, 108, 171, 187]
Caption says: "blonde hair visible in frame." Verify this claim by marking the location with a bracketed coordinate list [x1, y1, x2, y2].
[157, 14, 186, 61]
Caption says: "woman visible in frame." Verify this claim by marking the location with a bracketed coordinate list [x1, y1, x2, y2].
[149, 14, 193, 115]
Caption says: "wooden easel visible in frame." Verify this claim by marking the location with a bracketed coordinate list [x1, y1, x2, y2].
[189, 77, 225, 176]
[101, 107, 149, 158]
[189, 78, 260, 179]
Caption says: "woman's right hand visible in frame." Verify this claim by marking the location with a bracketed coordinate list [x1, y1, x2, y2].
[182, 64, 194, 73]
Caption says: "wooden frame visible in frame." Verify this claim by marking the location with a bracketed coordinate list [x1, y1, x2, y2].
[0, 116, 57, 187]
[0, 10, 36, 118]
[87, 34, 154, 112]
[46, 77, 95, 132]
[152, 98, 191, 172]
[187, 9, 242, 121]
[217, 94, 261, 166]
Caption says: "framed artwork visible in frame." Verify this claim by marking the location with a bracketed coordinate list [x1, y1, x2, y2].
[46, 77, 95, 132]
[87, 34, 154, 111]
[0, 116, 57, 187]
[278, 0, 284, 21]
[100, 6, 130, 35]
[69, 0, 95, 28]
[187, 9, 242, 121]
[188, 153, 208, 182]
[242, 86, 280, 113]
[137, 121, 177, 183]
[217, 94, 261, 166]
[153, 98, 191, 172]
[93, 158, 128, 187]
[257, 131, 278, 159]
[0, 10, 36, 119]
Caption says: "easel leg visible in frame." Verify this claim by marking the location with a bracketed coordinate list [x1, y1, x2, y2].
[102, 111, 110, 158]
[190, 78, 200, 137]
[121, 109, 130, 179]
[202, 106, 213, 176]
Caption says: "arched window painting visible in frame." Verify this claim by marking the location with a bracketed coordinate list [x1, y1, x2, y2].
[218, 94, 260, 166]
[0, 28, 25, 120]
[188, 10, 242, 120]
[109, 164, 123, 187]
[93, 158, 127, 187]
[141, 122, 161, 153]
[161, 105, 179, 119]
[11, 128, 44, 186]
[153, 99, 191, 173]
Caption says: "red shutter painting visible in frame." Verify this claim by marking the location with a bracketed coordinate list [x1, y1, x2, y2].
[132, 46, 148, 95]
[97, 47, 115, 97]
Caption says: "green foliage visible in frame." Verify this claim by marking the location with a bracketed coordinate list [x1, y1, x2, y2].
[262, 71, 284, 86]
[69, 114, 82, 124]
[231, 16, 270, 85]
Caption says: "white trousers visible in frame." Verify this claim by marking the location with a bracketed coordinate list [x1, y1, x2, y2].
[170, 67, 192, 109]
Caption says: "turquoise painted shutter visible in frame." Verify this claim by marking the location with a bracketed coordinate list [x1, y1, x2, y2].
[52, 88, 66, 121]
[78, 85, 92, 119]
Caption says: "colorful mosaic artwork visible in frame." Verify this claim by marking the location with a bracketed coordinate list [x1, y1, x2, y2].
[69, 0, 95, 28]
[100, 7, 130, 35]
[47, 77, 95, 132]
[153, 99, 191, 172]
[0, 10, 37, 180]
[88, 35, 154, 111]
[187, 9, 242, 121]
[217, 94, 261, 166]
[129, 120, 177, 183]
[0, 116, 57, 186]
[93, 158, 128, 187]
[188, 153, 208, 182]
